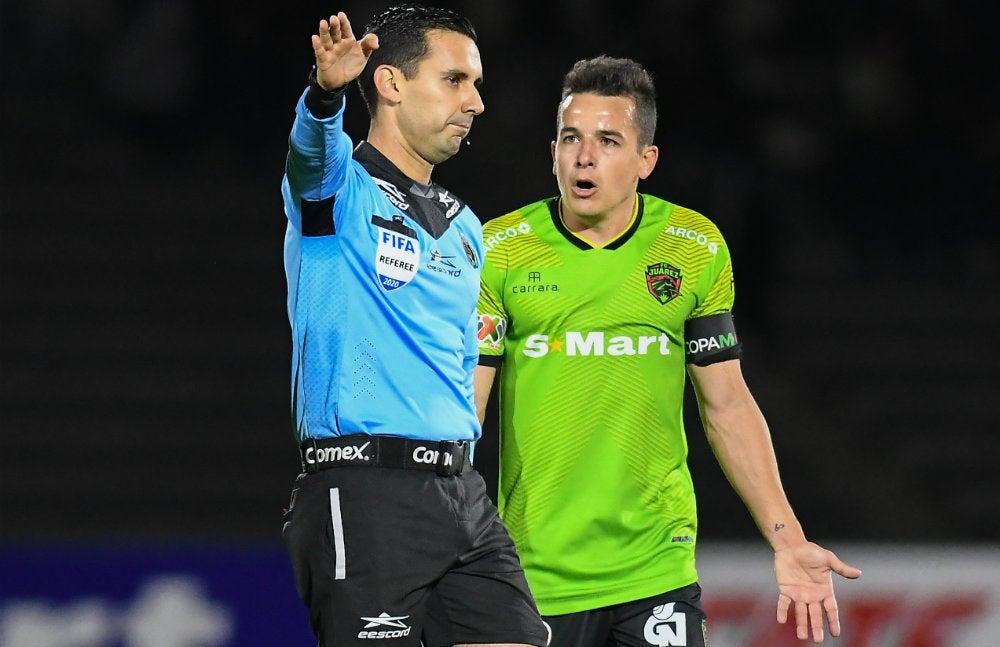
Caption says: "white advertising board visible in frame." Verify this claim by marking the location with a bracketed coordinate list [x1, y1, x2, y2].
[695, 543, 1000, 647]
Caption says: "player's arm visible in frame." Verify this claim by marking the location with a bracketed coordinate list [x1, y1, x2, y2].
[688, 359, 861, 643]
[473, 365, 497, 426]
[474, 256, 507, 426]
[688, 359, 801, 548]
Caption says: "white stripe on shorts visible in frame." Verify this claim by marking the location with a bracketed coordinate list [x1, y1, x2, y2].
[329, 487, 346, 580]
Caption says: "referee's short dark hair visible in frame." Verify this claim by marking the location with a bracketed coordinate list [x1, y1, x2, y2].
[561, 56, 658, 148]
[357, 4, 478, 118]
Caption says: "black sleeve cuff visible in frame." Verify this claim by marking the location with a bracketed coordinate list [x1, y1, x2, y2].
[305, 66, 346, 119]
[478, 354, 503, 368]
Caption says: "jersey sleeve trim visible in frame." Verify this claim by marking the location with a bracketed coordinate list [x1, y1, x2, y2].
[478, 353, 502, 368]
[304, 67, 347, 118]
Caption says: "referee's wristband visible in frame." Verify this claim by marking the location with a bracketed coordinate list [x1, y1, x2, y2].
[305, 66, 346, 118]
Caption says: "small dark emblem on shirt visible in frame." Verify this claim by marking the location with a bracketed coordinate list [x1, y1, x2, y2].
[460, 233, 480, 268]
[646, 262, 682, 304]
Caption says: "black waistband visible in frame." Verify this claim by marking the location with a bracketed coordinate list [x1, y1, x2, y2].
[300, 435, 471, 476]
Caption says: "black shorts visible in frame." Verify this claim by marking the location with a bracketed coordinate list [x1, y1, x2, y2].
[281, 461, 548, 646]
[543, 583, 707, 647]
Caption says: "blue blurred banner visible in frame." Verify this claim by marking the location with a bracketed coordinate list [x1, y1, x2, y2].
[0, 543, 315, 647]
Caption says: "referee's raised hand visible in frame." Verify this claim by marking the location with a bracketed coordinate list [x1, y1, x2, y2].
[311, 12, 379, 91]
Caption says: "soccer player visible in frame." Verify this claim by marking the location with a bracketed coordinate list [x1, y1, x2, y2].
[474, 56, 861, 646]
[278, 7, 547, 646]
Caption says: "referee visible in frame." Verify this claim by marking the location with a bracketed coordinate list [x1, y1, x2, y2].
[278, 7, 547, 647]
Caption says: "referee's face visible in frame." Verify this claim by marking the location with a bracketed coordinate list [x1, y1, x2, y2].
[552, 93, 658, 228]
[393, 29, 484, 166]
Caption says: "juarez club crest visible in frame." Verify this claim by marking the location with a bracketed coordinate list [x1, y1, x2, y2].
[646, 262, 682, 304]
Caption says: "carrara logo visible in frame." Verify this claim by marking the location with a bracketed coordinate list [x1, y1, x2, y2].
[523, 331, 671, 357]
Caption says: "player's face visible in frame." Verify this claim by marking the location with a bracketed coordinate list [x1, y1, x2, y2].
[395, 30, 484, 166]
[552, 93, 657, 224]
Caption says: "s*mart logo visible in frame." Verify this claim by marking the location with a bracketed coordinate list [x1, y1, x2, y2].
[522, 330, 672, 357]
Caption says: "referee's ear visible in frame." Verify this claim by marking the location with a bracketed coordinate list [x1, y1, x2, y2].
[373, 65, 403, 106]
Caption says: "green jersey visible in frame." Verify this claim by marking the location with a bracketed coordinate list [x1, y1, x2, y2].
[477, 194, 738, 615]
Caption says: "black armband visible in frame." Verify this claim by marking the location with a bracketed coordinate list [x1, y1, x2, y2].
[299, 195, 337, 237]
[478, 353, 502, 368]
[305, 66, 347, 119]
[684, 312, 743, 366]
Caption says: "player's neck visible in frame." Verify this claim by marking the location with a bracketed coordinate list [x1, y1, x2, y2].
[559, 196, 638, 248]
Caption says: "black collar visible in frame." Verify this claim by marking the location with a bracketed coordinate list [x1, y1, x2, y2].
[548, 194, 645, 250]
[354, 142, 465, 239]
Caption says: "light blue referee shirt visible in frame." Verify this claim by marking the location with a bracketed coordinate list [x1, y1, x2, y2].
[281, 87, 483, 443]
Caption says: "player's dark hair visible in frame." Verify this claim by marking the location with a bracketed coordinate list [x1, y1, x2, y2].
[560, 56, 657, 148]
[357, 4, 478, 118]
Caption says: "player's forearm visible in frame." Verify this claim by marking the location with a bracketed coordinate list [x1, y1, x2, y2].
[702, 401, 806, 551]
[472, 365, 496, 425]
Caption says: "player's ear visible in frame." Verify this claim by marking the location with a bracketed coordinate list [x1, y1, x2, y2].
[373, 65, 402, 103]
[638, 144, 659, 180]
[550, 141, 557, 175]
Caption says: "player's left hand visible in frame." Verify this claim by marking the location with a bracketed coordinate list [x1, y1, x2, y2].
[774, 541, 861, 643]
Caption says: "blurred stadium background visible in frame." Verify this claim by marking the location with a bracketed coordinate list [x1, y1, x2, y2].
[2, 1, 997, 645]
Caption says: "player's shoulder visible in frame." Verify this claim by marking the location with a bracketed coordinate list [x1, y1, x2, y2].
[481, 197, 554, 253]
[643, 193, 728, 253]
[642, 194, 720, 231]
[482, 210, 524, 236]
[484, 198, 553, 233]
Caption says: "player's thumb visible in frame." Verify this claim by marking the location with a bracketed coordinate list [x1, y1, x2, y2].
[830, 553, 862, 579]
